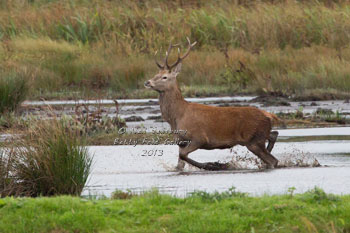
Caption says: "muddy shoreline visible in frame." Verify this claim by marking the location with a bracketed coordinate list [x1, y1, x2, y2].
[19, 95, 350, 127]
[1, 95, 350, 144]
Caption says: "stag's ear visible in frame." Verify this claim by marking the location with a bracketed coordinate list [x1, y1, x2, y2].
[172, 63, 182, 77]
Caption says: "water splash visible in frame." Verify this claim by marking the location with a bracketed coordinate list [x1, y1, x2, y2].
[226, 148, 320, 170]
[276, 149, 320, 168]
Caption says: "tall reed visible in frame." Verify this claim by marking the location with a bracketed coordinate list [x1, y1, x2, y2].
[1, 1, 350, 51]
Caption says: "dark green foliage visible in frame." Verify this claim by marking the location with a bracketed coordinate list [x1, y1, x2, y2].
[301, 187, 341, 203]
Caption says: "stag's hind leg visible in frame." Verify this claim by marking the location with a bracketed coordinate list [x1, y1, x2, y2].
[247, 141, 278, 169]
[267, 131, 279, 152]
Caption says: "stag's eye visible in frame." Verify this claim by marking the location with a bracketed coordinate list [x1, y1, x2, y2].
[162, 76, 167, 80]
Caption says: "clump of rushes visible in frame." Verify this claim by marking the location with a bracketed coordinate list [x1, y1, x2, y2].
[5, 118, 93, 197]
[0, 73, 27, 114]
[0, 147, 29, 197]
[0, 149, 16, 197]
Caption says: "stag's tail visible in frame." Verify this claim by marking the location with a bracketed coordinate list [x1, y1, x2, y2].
[262, 111, 281, 126]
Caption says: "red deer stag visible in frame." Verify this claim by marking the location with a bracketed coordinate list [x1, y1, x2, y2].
[144, 38, 279, 171]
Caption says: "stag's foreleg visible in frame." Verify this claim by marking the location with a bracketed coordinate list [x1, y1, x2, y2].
[176, 157, 186, 171]
[177, 143, 230, 171]
[177, 144, 208, 171]
[267, 131, 279, 152]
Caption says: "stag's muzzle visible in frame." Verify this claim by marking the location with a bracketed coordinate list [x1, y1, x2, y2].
[144, 81, 151, 88]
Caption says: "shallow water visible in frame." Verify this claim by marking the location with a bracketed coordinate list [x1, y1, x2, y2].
[83, 127, 350, 197]
[278, 127, 350, 136]
[10, 97, 350, 196]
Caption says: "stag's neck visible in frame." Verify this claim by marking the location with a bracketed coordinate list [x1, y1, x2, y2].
[159, 85, 187, 129]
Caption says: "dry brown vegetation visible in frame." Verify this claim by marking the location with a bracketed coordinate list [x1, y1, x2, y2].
[0, 0, 350, 99]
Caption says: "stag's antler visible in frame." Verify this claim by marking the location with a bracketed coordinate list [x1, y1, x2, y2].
[155, 37, 197, 71]
[154, 51, 164, 69]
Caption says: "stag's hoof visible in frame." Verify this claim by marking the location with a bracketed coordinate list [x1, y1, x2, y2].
[204, 162, 230, 171]
[175, 165, 184, 171]
[265, 161, 278, 169]
[175, 160, 186, 171]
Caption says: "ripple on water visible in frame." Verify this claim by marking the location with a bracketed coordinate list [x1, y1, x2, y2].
[84, 139, 350, 197]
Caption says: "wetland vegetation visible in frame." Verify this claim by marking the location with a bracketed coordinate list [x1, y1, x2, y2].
[1, 0, 350, 100]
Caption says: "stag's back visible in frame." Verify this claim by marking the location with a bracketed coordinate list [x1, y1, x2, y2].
[178, 104, 272, 148]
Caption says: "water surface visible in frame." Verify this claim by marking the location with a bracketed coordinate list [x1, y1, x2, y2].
[83, 130, 350, 197]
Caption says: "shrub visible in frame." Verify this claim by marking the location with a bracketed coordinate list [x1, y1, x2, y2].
[300, 187, 341, 203]
[0, 73, 27, 114]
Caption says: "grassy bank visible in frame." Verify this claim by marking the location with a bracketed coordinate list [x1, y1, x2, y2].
[1, 0, 350, 99]
[0, 188, 349, 232]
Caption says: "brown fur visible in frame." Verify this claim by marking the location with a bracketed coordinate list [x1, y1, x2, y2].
[159, 85, 273, 147]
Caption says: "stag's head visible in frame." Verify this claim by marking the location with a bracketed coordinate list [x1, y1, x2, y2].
[144, 37, 197, 92]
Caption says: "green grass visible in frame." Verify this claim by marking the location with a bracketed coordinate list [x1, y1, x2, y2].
[0, 188, 349, 232]
[0, 1, 350, 99]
